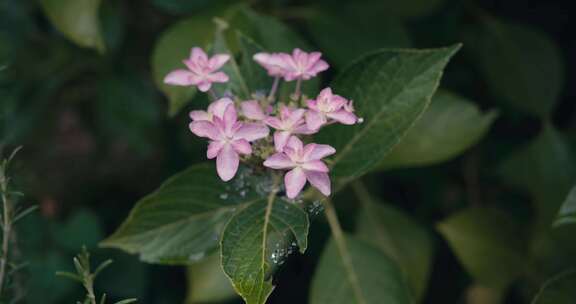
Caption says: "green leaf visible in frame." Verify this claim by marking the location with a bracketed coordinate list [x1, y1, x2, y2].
[554, 185, 576, 227]
[186, 253, 237, 303]
[437, 207, 527, 290]
[378, 90, 497, 169]
[101, 164, 269, 264]
[237, 32, 273, 94]
[316, 45, 461, 187]
[532, 270, 576, 304]
[499, 124, 576, 230]
[211, 23, 250, 99]
[310, 235, 412, 304]
[221, 189, 309, 304]
[307, 8, 411, 68]
[40, 0, 105, 52]
[354, 183, 432, 301]
[465, 20, 563, 117]
[151, 7, 235, 116]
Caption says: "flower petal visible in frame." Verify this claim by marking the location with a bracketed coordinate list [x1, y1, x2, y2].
[305, 110, 325, 131]
[232, 139, 252, 155]
[304, 143, 336, 161]
[190, 47, 208, 63]
[207, 72, 229, 83]
[207, 98, 234, 119]
[285, 167, 307, 199]
[264, 117, 283, 129]
[305, 171, 331, 196]
[216, 144, 239, 182]
[263, 153, 295, 169]
[197, 81, 212, 92]
[302, 160, 329, 172]
[274, 131, 291, 152]
[241, 100, 266, 120]
[164, 70, 197, 86]
[285, 136, 303, 153]
[209, 54, 230, 70]
[327, 110, 358, 125]
[223, 104, 238, 135]
[235, 123, 269, 142]
[207, 141, 224, 159]
[189, 121, 220, 140]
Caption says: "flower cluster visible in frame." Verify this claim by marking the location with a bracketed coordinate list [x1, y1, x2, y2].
[164, 47, 358, 198]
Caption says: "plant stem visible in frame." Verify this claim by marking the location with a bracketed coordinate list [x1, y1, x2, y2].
[294, 78, 302, 99]
[84, 277, 97, 304]
[0, 171, 11, 296]
[208, 88, 218, 101]
[322, 199, 366, 304]
[268, 76, 280, 102]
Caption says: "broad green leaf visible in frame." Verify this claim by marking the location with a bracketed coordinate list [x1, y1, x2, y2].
[211, 23, 250, 99]
[151, 7, 236, 116]
[354, 184, 432, 301]
[465, 20, 563, 117]
[237, 33, 273, 94]
[466, 285, 503, 304]
[40, 0, 105, 52]
[499, 124, 576, 231]
[307, 9, 411, 68]
[554, 185, 576, 227]
[310, 235, 412, 304]
[532, 270, 576, 304]
[221, 193, 309, 304]
[378, 90, 497, 169]
[437, 207, 527, 290]
[151, 0, 236, 14]
[316, 45, 461, 187]
[186, 254, 237, 303]
[101, 164, 269, 264]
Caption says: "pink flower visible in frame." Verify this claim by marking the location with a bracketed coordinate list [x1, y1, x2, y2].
[305, 88, 358, 130]
[164, 47, 230, 92]
[240, 100, 268, 121]
[253, 53, 287, 77]
[279, 49, 329, 81]
[264, 136, 335, 198]
[189, 104, 269, 181]
[265, 105, 315, 152]
[189, 97, 233, 122]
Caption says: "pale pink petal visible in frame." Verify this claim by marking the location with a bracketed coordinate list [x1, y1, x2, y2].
[216, 144, 239, 182]
[293, 123, 317, 135]
[264, 117, 283, 129]
[302, 160, 329, 172]
[189, 121, 220, 140]
[207, 72, 229, 83]
[197, 81, 212, 92]
[207, 98, 234, 119]
[305, 110, 326, 131]
[232, 139, 252, 155]
[235, 123, 269, 142]
[223, 104, 237, 134]
[285, 135, 303, 153]
[190, 47, 207, 63]
[305, 171, 331, 196]
[286, 108, 306, 127]
[307, 99, 319, 111]
[285, 167, 307, 198]
[207, 141, 224, 159]
[209, 54, 230, 70]
[241, 100, 266, 120]
[164, 70, 197, 86]
[327, 110, 358, 125]
[310, 60, 329, 75]
[263, 153, 295, 169]
[189, 110, 211, 121]
[274, 131, 291, 152]
[304, 144, 336, 161]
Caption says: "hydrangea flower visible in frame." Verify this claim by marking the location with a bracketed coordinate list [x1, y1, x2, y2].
[305, 88, 358, 130]
[279, 49, 329, 81]
[172, 47, 358, 198]
[265, 105, 314, 152]
[189, 104, 269, 181]
[264, 136, 335, 198]
[164, 47, 230, 92]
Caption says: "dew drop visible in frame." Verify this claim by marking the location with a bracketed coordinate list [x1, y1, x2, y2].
[220, 193, 229, 200]
[357, 117, 364, 124]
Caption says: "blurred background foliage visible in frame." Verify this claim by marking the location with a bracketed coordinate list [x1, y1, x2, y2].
[0, 0, 575, 303]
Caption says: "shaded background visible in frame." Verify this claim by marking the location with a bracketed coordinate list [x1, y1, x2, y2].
[0, 0, 575, 303]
